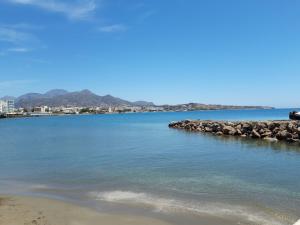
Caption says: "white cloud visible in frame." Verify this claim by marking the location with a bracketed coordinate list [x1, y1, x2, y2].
[7, 0, 97, 20]
[7, 47, 31, 53]
[0, 48, 30, 57]
[4, 23, 43, 30]
[0, 24, 40, 55]
[98, 24, 127, 33]
[0, 26, 35, 44]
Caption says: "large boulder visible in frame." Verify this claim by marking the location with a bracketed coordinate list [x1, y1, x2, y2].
[211, 123, 221, 132]
[251, 130, 261, 138]
[223, 126, 236, 135]
[236, 129, 243, 136]
[169, 121, 178, 127]
[268, 122, 280, 130]
[242, 123, 252, 133]
[205, 127, 213, 132]
[256, 122, 267, 130]
[261, 131, 273, 138]
[287, 123, 295, 132]
[279, 123, 288, 130]
[236, 124, 242, 130]
[276, 130, 292, 140]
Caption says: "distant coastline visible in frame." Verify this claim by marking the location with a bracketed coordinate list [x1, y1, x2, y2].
[1, 89, 274, 118]
[0, 107, 276, 120]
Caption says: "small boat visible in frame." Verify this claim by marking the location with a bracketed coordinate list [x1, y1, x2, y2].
[289, 111, 300, 120]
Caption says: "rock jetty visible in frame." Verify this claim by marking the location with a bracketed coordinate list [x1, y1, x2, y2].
[169, 120, 300, 144]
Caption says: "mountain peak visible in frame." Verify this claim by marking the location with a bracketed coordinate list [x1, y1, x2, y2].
[79, 89, 94, 95]
[44, 89, 69, 98]
[14, 89, 155, 108]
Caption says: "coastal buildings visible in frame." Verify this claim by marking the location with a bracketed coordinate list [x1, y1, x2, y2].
[0, 101, 5, 113]
[33, 106, 50, 113]
[0, 100, 15, 114]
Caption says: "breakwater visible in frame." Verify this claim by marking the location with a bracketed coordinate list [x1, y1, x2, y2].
[169, 120, 300, 144]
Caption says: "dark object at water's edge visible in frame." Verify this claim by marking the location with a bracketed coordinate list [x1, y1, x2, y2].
[289, 111, 300, 120]
[169, 120, 300, 144]
[0, 114, 32, 119]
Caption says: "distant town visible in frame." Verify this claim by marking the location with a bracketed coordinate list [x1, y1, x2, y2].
[0, 99, 166, 117]
[0, 89, 273, 119]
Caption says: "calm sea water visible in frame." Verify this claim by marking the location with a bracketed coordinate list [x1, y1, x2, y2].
[0, 109, 299, 225]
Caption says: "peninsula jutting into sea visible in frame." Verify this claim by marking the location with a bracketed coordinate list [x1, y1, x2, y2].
[0, 89, 273, 117]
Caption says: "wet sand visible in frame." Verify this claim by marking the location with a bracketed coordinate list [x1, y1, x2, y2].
[0, 195, 244, 225]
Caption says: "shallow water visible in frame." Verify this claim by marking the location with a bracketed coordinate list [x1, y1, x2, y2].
[0, 109, 299, 225]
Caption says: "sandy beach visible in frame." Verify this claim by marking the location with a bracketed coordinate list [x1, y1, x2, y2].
[0, 195, 248, 225]
[0, 195, 175, 225]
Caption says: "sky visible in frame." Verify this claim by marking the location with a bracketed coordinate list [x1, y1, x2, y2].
[0, 0, 299, 107]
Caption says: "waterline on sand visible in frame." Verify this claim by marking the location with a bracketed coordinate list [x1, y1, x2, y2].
[89, 190, 295, 225]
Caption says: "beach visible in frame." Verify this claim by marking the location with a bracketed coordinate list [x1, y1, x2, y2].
[0, 195, 173, 225]
[0, 195, 246, 225]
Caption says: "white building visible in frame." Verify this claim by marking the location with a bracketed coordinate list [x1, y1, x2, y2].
[0, 100, 15, 114]
[33, 106, 50, 113]
[0, 100, 5, 113]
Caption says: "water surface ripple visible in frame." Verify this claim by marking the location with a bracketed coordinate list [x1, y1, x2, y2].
[0, 109, 299, 225]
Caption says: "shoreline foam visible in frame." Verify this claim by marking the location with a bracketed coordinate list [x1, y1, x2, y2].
[90, 190, 295, 225]
[1, 194, 295, 225]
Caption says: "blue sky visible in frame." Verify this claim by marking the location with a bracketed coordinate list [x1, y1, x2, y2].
[0, 0, 299, 107]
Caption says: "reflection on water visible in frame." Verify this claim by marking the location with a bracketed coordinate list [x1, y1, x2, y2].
[192, 132, 300, 153]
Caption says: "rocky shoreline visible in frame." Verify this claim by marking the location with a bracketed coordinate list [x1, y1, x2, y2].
[169, 120, 300, 144]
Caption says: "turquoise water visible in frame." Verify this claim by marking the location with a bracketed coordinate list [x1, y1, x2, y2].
[0, 109, 299, 225]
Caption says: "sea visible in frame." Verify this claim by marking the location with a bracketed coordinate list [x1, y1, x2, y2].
[0, 109, 299, 225]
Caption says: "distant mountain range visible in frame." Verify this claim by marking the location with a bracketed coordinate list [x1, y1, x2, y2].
[1, 89, 273, 110]
[3, 89, 155, 108]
